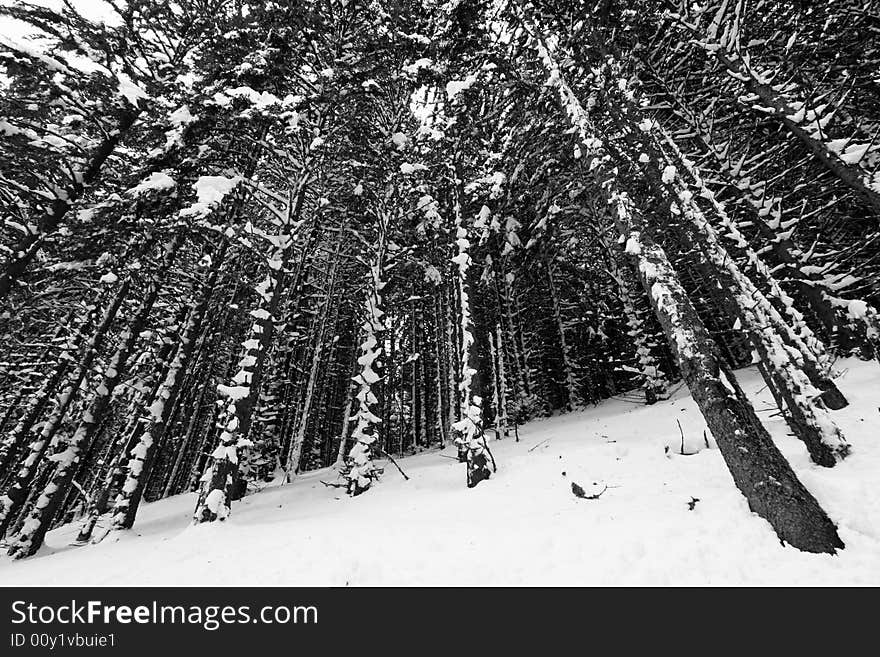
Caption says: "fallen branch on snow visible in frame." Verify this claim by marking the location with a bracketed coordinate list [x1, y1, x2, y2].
[528, 439, 550, 452]
[377, 448, 410, 481]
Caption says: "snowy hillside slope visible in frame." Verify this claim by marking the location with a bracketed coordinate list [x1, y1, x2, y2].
[1, 360, 879, 586]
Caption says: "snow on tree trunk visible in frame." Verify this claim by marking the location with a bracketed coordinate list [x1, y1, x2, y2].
[109, 247, 223, 533]
[193, 183, 308, 523]
[445, 277, 460, 437]
[489, 322, 510, 437]
[639, 129, 851, 466]
[74, 313, 187, 543]
[0, 312, 84, 485]
[545, 257, 581, 410]
[193, 275, 276, 522]
[342, 245, 387, 496]
[611, 193, 843, 553]
[286, 233, 342, 480]
[333, 357, 359, 469]
[520, 9, 843, 552]
[650, 85, 859, 374]
[0, 281, 130, 538]
[602, 234, 670, 404]
[571, 48, 852, 467]
[162, 288, 238, 500]
[7, 235, 181, 558]
[654, 126, 848, 410]
[450, 200, 492, 488]
[432, 289, 450, 446]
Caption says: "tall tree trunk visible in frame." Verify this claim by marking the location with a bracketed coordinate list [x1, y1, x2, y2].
[109, 246, 224, 533]
[613, 194, 843, 553]
[545, 256, 580, 409]
[286, 232, 342, 479]
[520, 11, 843, 551]
[450, 194, 492, 488]
[0, 282, 130, 537]
[193, 186, 308, 522]
[7, 235, 182, 558]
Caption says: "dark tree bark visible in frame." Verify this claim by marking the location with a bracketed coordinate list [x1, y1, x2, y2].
[614, 198, 843, 553]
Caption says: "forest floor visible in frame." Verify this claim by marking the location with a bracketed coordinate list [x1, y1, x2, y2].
[1, 359, 879, 586]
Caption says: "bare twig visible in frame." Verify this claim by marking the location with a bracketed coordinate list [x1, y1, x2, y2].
[378, 448, 410, 481]
[70, 479, 91, 505]
[528, 438, 550, 452]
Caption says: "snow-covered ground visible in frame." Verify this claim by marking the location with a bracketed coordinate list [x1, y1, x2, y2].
[2, 359, 879, 586]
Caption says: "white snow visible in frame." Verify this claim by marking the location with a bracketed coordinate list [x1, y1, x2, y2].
[399, 162, 427, 175]
[624, 235, 641, 255]
[180, 175, 241, 217]
[391, 132, 407, 150]
[0, 33, 70, 73]
[224, 86, 282, 109]
[2, 360, 879, 586]
[216, 384, 249, 401]
[116, 73, 149, 107]
[128, 171, 176, 196]
[169, 104, 196, 127]
[192, 175, 240, 205]
[838, 143, 870, 165]
[446, 74, 478, 102]
[404, 58, 433, 75]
